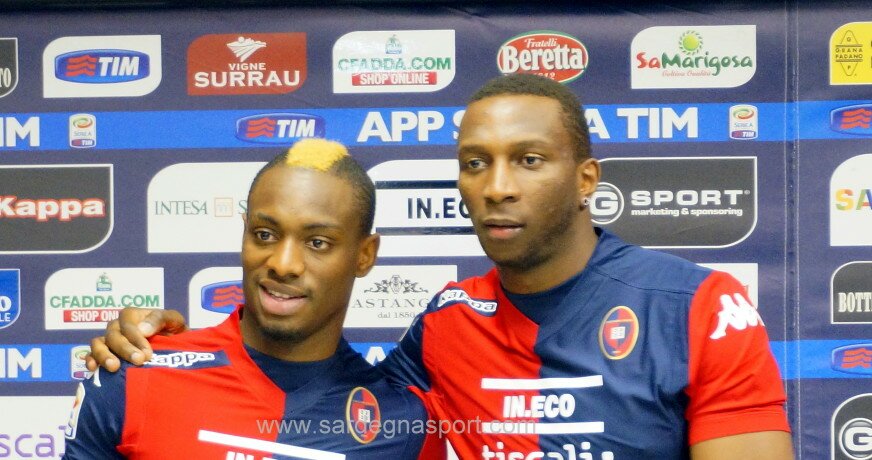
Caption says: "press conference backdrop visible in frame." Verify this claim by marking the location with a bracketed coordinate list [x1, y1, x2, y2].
[0, 2, 869, 458]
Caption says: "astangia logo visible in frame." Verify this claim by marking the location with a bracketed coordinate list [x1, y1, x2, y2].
[346, 387, 380, 444]
[832, 344, 872, 375]
[598, 306, 639, 360]
[497, 31, 588, 83]
[55, 50, 149, 83]
[831, 105, 872, 135]
[201, 281, 243, 314]
[235, 113, 325, 144]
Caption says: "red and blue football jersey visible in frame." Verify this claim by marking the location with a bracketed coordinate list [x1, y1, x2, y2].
[63, 307, 442, 459]
[381, 229, 789, 459]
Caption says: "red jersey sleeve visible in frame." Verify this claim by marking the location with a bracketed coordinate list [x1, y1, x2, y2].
[685, 270, 790, 445]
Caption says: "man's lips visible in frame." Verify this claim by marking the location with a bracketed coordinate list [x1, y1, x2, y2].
[258, 281, 307, 316]
[482, 217, 524, 240]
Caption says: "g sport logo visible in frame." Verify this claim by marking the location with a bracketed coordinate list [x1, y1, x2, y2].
[0, 269, 20, 330]
[69, 113, 96, 148]
[188, 33, 307, 95]
[235, 113, 325, 144]
[831, 262, 872, 324]
[832, 394, 872, 460]
[43, 35, 162, 98]
[598, 306, 639, 360]
[631, 25, 756, 89]
[333, 30, 455, 93]
[0, 165, 113, 254]
[346, 387, 381, 444]
[831, 154, 872, 246]
[0, 38, 18, 98]
[45, 268, 164, 330]
[590, 157, 757, 248]
[831, 105, 872, 135]
[830, 22, 872, 85]
[367, 159, 483, 257]
[345, 265, 456, 328]
[149, 163, 262, 253]
[188, 267, 243, 329]
[497, 30, 588, 83]
[729, 104, 758, 140]
[832, 344, 872, 375]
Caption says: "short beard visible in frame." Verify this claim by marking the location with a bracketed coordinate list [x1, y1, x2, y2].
[481, 202, 577, 273]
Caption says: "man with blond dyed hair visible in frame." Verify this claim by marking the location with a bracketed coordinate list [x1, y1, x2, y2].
[63, 139, 442, 459]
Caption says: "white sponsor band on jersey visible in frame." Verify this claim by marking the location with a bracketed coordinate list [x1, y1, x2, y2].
[198, 429, 345, 460]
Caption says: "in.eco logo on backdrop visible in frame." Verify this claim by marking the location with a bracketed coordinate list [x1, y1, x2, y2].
[631, 25, 756, 89]
[0, 165, 113, 254]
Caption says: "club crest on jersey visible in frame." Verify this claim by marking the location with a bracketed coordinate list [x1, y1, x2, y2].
[598, 306, 639, 360]
[345, 387, 380, 444]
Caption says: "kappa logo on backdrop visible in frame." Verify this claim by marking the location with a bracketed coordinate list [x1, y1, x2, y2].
[43, 35, 162, 98]
[188, 33, 307, 95]
[0, 38, 19, 98]
[0, 165, 113, 254]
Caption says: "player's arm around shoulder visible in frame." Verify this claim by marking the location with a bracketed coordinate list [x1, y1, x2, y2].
[685, 270, 794, 459]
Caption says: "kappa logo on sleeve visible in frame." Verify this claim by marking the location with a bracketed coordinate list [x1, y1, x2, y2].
[144, 350, 229, 369]
[436, 288, 497, 316]
[709, 293, 764, 339]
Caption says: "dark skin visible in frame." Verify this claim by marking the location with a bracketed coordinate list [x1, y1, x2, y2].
[88, 95, 794, 460]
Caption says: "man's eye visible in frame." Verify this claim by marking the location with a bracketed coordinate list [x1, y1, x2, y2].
[522, 155, 543, 166]
[309, 239, 330, 250]
[255, 230, 274, 241]
[467, 159, 485, 169]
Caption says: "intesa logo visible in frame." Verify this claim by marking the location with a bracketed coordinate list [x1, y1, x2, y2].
[631, 25, 756, 89]
[497, 31, 588, 83]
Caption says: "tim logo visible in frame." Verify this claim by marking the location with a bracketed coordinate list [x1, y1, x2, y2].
[201, 281, 243, 314]
[832, 344, 872, 375]
[346, 387, 380, 444]
[598, 306, 639, 360]
[832, 105, 872, 135]
[235, 113, 325, 144]
[55, 50, 149, 83]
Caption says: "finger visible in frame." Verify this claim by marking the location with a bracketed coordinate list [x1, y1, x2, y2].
[106, 317, 151, 366]
[148, 309, 189, 336]
[88, 335, 120, 372]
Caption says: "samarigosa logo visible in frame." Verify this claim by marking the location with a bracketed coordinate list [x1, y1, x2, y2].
[497, 31, 588, 83]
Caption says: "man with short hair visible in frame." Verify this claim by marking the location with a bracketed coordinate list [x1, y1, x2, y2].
[89, 74, 793, 459]
[64, 139, 442, 459]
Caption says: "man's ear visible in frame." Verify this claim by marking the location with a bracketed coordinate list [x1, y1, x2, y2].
[577, 157, 601, 207]
[355, 233, 380, 277]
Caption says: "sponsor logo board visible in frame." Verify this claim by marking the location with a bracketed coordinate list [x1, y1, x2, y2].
[832, 394, 872, 459]
[0, 396, 74, 458]
[43, 35, 162, 98]
[831, 22, 872, 85]
[497, 30, 588, 83]
[0, 269, 21, 329]
[68, 114, 96, 148]
[188, 33, 306, 95]
[147, 163, 262, 253]
[0, 38, 18, 98]
[831, 154, 872, 246]
[0, 165, 113, 254]
[45, 268, 164, 330]
[235, 113, 324, 144]
[345, 265, 456, 328]
[333, 30, 455, 93]
[188, 267, 243, 329]
[591, 157, 757, 247]
[832, 262, 872, 324]
[631, 25, 756, 89]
